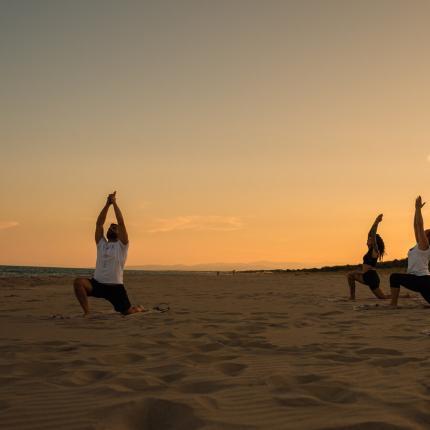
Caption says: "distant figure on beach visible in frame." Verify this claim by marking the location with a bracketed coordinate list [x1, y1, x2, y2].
[73, 192, 144, 316]
[347, 214, 389, 300]
[389, 196, 430, 307]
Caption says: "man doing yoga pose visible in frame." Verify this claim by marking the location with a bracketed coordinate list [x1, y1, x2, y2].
[73, 192, 144, 316]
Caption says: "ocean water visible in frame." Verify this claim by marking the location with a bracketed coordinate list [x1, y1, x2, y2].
[0, 265, 215, 278]
[0, 265, 94, 278]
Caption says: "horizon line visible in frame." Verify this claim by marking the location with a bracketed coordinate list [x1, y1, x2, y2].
[0, 258, 407, 272]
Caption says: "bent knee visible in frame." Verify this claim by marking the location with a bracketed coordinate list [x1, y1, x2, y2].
[73, 278, 84, 287]
[73, 278, 90, 292]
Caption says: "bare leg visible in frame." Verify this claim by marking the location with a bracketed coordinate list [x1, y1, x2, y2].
[390, 287, 400, 307]
[372, 287, 391, 300]
[347, 271, 365, 300]
[389, 273, 413, 307]
[73, 278, 93, 316]
[347, 272, 356, 300]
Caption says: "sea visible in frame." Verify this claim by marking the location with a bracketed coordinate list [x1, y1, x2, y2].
[0, 265, 215, 278]
[0, 265, 94, 278]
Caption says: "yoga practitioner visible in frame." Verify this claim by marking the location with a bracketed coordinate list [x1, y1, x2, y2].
[347, 214, 389, 300]
[389, 196, 430, 307]
[73, 191, 144, 316]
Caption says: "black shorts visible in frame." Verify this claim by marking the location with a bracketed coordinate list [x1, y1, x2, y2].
[390, 273, 430, 304]
[89, 278, 131, 314]
[362, 270, 380, 291]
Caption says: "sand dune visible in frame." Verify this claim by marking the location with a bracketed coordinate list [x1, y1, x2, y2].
[1, 270, 430, 429]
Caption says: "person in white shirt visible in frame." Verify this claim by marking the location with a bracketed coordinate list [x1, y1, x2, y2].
[390, 196, 430, 307]
[73, 192, 144, 316]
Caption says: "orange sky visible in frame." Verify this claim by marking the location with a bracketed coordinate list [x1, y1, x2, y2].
[1, 1, 430, 268]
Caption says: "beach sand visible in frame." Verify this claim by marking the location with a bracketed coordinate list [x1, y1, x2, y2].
[1, 270, 430, 430]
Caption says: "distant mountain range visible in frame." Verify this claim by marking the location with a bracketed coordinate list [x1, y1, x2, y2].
[128, 261, 305, 271]
[128, 258, 409, 272]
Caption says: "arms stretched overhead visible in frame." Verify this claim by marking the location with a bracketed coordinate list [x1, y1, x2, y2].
[112, 194, 129, 245]
[368, 213, 383, 255]
[414, 196, 429, 250]
[95, 191, 128, 245]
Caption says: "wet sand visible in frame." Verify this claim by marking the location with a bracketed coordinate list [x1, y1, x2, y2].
[1, 270, 430, 430]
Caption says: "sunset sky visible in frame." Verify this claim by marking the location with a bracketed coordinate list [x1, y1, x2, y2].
[2, 1, 430, 269]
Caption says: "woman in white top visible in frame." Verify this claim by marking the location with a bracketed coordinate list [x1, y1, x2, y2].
[390, 196, 430, 307]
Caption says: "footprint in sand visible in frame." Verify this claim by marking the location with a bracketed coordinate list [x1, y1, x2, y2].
[243, 339, 276, 350]
[267, 322, 289, 328]
[293, 321, 313, 328]
[216, 362, 247, 377]
[99, 352, 147, 366]
[197, 342, 224, 353]
[144, 364, 185, 374]
[295, 373, 327, 384]
[275, 394, 322, 407]
[190, 332, 206, 338]
[178, 380, 232, 394]
[220, 332, 241, 340]
[61, 369, 113, 386]
[159, 371, 187, 383]
[57, 344, 80, 352]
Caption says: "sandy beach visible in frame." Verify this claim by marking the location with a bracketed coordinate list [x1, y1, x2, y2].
[1, 269, 430, 430]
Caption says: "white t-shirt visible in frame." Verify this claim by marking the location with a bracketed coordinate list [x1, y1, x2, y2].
[94, 239, 128, 284]
[407, 245, 430, 276]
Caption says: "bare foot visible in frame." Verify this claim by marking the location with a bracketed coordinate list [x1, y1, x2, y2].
[124, 305, 145, 315]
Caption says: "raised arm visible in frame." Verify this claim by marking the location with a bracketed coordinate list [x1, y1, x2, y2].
[95, 193, 115, 244]
[414, 196, 429, 250]
[368, 214, 383, 254]
[111, 193, 129, 245]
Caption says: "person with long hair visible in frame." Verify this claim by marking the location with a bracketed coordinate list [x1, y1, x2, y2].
[389, 196, 430, 307]
[347, 214, 389, 300]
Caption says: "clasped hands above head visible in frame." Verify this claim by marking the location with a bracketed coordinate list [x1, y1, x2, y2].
[107, 191, 117, 205]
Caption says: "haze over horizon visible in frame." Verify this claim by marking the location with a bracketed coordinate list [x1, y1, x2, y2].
[2, 1, 430, 268]
[1, 260, 306, 271]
